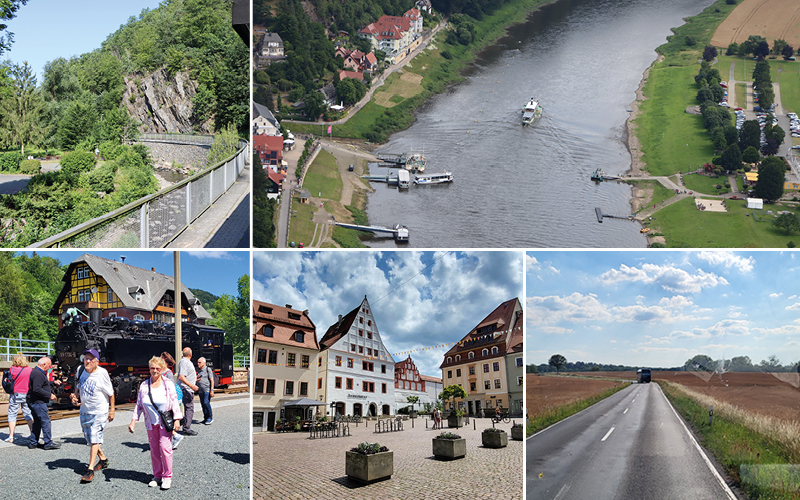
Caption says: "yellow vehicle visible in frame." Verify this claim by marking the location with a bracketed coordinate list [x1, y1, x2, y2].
[640, 227, 651, 234]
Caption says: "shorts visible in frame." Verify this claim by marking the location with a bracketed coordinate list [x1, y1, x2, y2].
[80, 412, 108, 445]
[8, 393, 32, 421]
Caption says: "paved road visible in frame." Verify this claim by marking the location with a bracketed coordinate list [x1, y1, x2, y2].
[527, 383, 738, 500]
[0, 395, 248, 499]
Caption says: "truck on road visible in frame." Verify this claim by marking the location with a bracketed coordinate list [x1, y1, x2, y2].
[637, 368, 651, 383]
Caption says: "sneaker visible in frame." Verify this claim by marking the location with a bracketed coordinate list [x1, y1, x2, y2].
[93, 458, 109, 471]
[161, 478, 171, 490]
[204, 419, 213, 425]
[43, 442, 61, 450]
[27, 441, 38, 449]
[3, 435, 12, 442]
[182, 429, 197, 436]
[81, 470, 94, 483]
[148, 479, 160, 488]
[172, 433, 184, 450]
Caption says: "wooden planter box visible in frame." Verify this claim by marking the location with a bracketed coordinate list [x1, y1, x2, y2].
[432, 437, 466, 460]
[345, 450, 393, 483]
[482, 431, 508, 448]
[447, 415, 465, 428]
[511, 426, 524, 441]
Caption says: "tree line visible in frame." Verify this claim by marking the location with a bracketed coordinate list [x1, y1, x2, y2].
[530, 353, 799, 374]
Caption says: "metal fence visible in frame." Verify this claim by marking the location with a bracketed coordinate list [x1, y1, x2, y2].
[234, 355, 249, 368]
[0, 336, 54, 362]
[137, 133, 215, 145]
[31, 137, 248, 248]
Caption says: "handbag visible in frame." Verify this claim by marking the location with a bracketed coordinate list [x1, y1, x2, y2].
[147, 379, 175, 432]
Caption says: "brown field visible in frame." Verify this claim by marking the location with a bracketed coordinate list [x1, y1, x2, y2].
[576, 371, 800, 422]
[526, 374, 623, 418]
[711, 0, 800, 48]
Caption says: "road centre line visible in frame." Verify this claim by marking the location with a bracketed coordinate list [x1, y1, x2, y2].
[601, 427, 615, 442]
[528, 384, 633, 440]
[623, 408, 629, 414]
[658, 384, 737, 500]
[553, 484, 570, 500]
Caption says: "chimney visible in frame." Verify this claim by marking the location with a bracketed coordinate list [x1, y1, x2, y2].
[151, 267, 156, 272]
[285, 304, 293, 309]
[120, 255, 126, 263]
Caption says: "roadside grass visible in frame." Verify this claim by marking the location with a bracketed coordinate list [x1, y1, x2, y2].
[660, 381, 800, 500]
[527, 383, 630, 437]
[303, 149, 342, 201]
[683, 172, 730, 195]
[736, 174, 746, 193]
[287, 201, 316, 247]
[735, 82, 746, 108]
[651, 196, 800, 247]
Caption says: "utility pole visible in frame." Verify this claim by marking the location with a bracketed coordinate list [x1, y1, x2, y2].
[174, 251, 182, 362]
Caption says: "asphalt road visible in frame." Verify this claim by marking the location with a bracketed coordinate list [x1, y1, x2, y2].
[527, 383, 738, 500]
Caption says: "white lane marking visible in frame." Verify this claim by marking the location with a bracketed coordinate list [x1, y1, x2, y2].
[632, 399, 636, 403]
[553, 484, 570, 500]
[658, 384, 737, 500]
[601, 427, 615, 442]
[623, 408, 629, 414]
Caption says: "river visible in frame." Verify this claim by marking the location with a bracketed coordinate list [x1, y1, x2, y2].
[365, 0, 714, 248]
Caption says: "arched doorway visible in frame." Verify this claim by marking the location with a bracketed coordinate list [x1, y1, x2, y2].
[335, 402, 345, 417]
[368, 403, 377, 416]
[382, 404, 390, 415]
[353, 403, 363, 416]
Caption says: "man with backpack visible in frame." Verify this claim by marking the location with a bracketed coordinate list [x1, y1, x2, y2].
[70, 349, 115, 483]
[196, 357, 215, 425]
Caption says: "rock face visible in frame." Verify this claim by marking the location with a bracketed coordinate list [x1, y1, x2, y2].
[123, 68, 213, 134]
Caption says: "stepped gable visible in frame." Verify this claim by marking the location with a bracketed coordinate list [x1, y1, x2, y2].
[123, 68, 213, 134]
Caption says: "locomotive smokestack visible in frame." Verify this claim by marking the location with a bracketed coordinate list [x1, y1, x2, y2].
[121, 255, 126, 263]
[152, 267, 155, 272]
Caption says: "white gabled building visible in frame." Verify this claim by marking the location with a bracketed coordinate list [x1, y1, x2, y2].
[317, 296, 396, 417]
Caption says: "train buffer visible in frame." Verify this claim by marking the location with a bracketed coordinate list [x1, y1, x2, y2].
[333, 222, 409, 242]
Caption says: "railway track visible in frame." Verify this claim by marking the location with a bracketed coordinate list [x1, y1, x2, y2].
[1, 383, 249, 426]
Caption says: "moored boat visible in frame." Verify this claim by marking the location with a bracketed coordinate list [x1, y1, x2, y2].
[414, 171, 454, 185]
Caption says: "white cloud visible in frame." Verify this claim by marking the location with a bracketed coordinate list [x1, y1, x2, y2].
[525, 254, 540, 272]
[186, 251, 238, 260]
[786, 303, 800, 311]
[754, 324, 800, 336]
[610, 340, 617, 344]
[600, 263, 728, 293]
[658, 295, 693, 309]
[770, 292, 783, 299]
[670, 319, 753, 339]
[640, 335, 671, 345]
[526, 292, 612, 325]
[697, 251, 756, 273]
[539, 326, 574, 335]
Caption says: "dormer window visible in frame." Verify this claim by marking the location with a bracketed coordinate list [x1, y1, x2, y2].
[258, 305, 273, 314]
[294, 331, 304, 343]
[468, 352, 474, 360]
[446, 356, 452, 363]
[455, 355, 461, 362]
[262, 325, 274, 337]
[491, 346, 499, 355]
[288, 312, 301, 320]
[482, 348, 488, 356]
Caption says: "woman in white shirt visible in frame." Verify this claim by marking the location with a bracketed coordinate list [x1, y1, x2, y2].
[128, 356, 183, 490]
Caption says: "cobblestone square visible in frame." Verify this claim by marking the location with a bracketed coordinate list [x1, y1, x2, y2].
[253, 417, 523, 500]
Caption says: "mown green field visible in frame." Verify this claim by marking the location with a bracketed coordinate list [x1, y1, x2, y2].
[653, 197, 800, 247]
[287, 201, 316, 247]
[302, 149, 342, 201]
[682, 172, 730, 195]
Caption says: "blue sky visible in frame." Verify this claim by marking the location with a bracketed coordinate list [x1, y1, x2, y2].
[4, 0, 164, 79]
[527, 251, 800, 368]
[253, 251, 523, 378]
[29, 250, 249, 299]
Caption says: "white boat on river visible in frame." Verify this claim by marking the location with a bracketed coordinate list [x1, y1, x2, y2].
[414, 172, 454, 185]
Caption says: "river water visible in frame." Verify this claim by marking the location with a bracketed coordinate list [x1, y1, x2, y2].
[366, 0, 714, 248]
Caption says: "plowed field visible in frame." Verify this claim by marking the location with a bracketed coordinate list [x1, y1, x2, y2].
[711, 0, 800, 48]
[527, 374, 623, 417]
[577, 371, 800, 422]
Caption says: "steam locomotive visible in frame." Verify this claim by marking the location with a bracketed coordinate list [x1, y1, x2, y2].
[54, 315, 234, 404]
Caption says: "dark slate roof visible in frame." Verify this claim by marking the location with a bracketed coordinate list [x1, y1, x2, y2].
[319, 301, 361, 350]
[319, 83, 337, 102]
[253, 102, 279, 128]
[51, 254, 211, 319]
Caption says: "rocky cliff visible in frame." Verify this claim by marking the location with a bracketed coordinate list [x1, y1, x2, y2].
[123, 68, 214, 134]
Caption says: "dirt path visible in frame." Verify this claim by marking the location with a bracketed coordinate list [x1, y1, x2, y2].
[626, 56, 662, 175]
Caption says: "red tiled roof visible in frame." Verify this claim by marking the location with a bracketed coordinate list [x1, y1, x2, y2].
[419, 374, 442, 384]
[365, 52, 378, 65]
[267, 169, 283, 184]
[360, 15, 411, 40]
[253, 135, 284, 151]
[440, 298, 522, 368]
[339, 70, 364, 82]
[253, 300, 319, 351]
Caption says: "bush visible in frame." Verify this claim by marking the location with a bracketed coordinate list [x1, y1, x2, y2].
[60, 151, 97, 175]
[685, 36, 697, 47]
[441, 50, 453, 60]
[350, 442, 388, 455]
[0, 151, 24, 172]
[436, 432, 461, 439]
[99, 141, 122, 161]
[19, 159, 41, 174]
[483, 427, 506, 433]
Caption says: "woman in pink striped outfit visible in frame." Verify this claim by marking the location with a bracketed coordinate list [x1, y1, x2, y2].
[128, 356, 183, 490]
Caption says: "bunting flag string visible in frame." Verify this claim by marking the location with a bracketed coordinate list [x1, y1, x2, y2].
[254, 326, 522, 368]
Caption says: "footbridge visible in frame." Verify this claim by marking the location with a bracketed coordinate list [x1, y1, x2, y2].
[30, 134, 249, 248]
[333, 222, 409, 242]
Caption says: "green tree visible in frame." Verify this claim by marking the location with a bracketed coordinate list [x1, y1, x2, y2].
[548, 354, 567, 374]
[439, 384, 467, 413]
[303, 91, 325, 119]
[684, 354, 714, 371]
[1, 62, 46, 155]
[729, 355, 753, 372]
[720, 144, 742, 171]
[58, 100, 98, 150]
[208, 274, 249, 357]
[739, 120, 761, 151]
[773, 213, 800, 234]
[0, 0, 28, 57]
[754, 156, 785, 201]
[742, 146, 760, 164]
[406, 396, 419, 411]
[252, 153, 277, 247]
[206, 123, 241, 165]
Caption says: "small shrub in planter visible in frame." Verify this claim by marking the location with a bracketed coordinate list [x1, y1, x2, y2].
[432, 432, 466, 460]
[346, 442, 393, 483]
[482, 427, 508, 448]
[511, 423, 523, 441]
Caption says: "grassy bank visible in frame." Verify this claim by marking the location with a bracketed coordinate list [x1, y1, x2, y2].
[660, 381, 800, 500]
[527, 382, 630, 437]
[303, 149, 342, 201]
[291, 0, 556, 142]
[634, 0, 739, 175]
